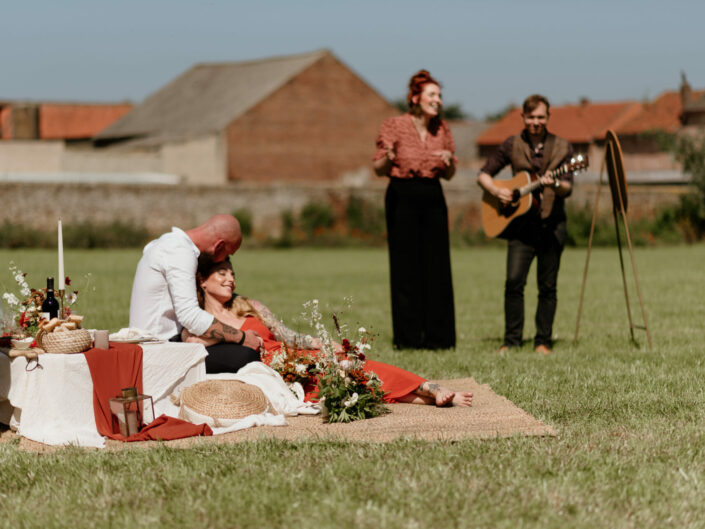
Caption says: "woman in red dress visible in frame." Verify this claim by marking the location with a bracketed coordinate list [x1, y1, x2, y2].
[182, 256, 472, 407]
[373, 70, 456, 350]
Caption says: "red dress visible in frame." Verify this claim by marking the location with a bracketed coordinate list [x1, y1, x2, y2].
[241, 316, 425, 403]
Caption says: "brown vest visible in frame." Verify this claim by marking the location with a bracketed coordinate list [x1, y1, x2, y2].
[510, 133, 571, 219]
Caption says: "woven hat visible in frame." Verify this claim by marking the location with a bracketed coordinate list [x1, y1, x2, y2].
[179, 380, 269, 427]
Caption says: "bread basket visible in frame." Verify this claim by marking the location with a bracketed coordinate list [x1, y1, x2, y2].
[35, 328, 92, 354]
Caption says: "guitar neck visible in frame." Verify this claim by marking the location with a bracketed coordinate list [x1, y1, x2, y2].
[519, 166, 567, 196]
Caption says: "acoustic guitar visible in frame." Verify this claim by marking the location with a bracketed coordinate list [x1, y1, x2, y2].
[481, 154, 589, 238]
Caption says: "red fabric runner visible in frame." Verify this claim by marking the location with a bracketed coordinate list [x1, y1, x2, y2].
[84, 343, 212, 442]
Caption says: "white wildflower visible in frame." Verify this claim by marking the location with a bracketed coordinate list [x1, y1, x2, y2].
[2, 293, 19, 308]
[339, 359, 352, 372]
[358, 327, 366, 333]
[343, 393, 358, 408]
[295, 363, 307, 375]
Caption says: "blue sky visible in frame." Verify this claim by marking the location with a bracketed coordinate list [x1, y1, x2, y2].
[3, 0, 704, 118]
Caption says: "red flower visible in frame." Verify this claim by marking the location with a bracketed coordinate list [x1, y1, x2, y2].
[19, 311, 27, 328]
[65, 276, 72, 286]
[358, 353, 366, 362]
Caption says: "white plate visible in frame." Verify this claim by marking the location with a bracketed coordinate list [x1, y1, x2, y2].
[110, 337, 164, 344]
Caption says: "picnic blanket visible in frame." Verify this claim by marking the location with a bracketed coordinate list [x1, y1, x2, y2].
[10, 377, 556, 451]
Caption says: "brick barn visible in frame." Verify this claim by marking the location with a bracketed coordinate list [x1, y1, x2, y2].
[95, 49, 398, 185]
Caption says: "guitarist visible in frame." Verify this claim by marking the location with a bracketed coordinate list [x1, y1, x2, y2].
[477, 94, 574, 356]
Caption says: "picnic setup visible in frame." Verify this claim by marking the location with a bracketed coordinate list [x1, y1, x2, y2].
[0, 221, 556, 451]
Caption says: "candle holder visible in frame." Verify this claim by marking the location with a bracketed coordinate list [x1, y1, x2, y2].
[57, 289, 65, 320]
[108, 387, 155, 437]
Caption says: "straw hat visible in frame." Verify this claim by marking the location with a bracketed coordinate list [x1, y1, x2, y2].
[179, 380, 269, 427]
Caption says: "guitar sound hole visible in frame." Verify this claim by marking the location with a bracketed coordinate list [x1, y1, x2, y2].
[499, 204, 518, 217]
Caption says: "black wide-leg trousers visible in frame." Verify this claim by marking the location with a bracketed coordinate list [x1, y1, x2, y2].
[385, 177, 456, 350]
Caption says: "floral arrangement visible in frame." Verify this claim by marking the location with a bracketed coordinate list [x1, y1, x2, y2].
[1, 262, 79, 338]
[268, 341, 318, 387]
[301, 299, 387, 423]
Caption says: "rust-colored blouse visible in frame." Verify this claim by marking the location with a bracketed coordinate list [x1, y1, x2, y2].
[373, 114, 457, 179]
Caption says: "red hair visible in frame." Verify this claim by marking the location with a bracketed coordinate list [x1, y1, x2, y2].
[406, 69, 441, 109]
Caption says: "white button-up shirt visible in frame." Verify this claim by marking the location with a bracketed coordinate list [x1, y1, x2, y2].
[129, 227, 214, 340]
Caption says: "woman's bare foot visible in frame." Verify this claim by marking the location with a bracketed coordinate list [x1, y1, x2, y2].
[452, 391, 473, 407]
[412, 381, 472, 407]
[434, 386, 455, 407]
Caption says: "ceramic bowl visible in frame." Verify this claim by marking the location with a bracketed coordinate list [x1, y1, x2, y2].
[11, 336, 34, 350]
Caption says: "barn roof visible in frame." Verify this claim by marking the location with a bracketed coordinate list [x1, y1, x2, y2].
[95, 49, 331, 144]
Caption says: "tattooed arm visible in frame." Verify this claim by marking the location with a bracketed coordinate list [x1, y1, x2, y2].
[249, 299, 321, 349]
[182, 317, 262, 350]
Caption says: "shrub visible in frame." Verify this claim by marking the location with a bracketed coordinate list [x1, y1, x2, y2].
[565, 203, 684, 247]
[231, 208, 253, 237]
[653, 131, 705, 241]
[345, 195, 385, 242]
[299, 203, 335, 237]
[0, 221, 150, 249]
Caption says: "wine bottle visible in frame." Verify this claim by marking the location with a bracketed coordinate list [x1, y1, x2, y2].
[41, 277, 60, 321]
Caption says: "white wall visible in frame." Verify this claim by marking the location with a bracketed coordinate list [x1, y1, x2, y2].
[161, 134, 226, 185]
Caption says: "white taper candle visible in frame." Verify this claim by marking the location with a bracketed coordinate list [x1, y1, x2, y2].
[58, 219, 65, 290]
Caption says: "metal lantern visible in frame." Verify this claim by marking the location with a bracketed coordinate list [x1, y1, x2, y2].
[108, 387, 155, 437]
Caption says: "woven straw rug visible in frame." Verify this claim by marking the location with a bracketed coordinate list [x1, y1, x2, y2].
[8, 378, 555, 452]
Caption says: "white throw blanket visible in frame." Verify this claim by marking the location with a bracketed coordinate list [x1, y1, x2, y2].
[109, 328, 162, 342]
[179, 362, 320, 435]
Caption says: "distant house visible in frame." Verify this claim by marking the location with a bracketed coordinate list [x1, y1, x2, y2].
[0, 101, 132, 141]
[680, 74, 705, 127]
[95, 49, 398, 185]
[476, 76, 705, 182]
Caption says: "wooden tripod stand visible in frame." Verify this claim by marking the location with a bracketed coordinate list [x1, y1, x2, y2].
[574, 129, 652, 348]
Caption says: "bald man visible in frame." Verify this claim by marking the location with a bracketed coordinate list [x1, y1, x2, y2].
[129, 214, 262, 372]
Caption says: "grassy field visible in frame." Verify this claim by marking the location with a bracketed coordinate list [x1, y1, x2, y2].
[1, 245, 704, 528]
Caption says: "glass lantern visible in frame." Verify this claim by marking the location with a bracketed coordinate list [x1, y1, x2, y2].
[108, 387, 155, 437]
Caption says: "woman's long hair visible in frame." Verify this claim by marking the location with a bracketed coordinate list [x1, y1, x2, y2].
[196, 254, 260, 319]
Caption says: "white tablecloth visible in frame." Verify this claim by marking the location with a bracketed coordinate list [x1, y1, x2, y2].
[0, 342, 207, 448]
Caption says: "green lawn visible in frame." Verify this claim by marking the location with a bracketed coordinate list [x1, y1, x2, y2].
[1, 245, 704, 528]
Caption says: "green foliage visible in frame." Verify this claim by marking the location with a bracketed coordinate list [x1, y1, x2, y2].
[391, 98, 469, 120]
[345, 194, 385, 241]
[654, 131, 705, 240]
[0, 221, 150, 249]
[392, 98, 407, 113]
[565, 203, 685, 247]
[271, 197, 386, 247]
[316, 368, 388, 423]
[299, 203, 335, 237]
[231, 208, 253, 237]
[64, 221, 151, 248]
[442, 103, 469, 121]
[273, 210, 296, 248]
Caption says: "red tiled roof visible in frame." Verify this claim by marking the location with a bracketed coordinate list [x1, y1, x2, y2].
[39, 103, 133, 140]
[0, 106, 12, 140]
[477, 101, 642, 146]
[616, 89, 705, 135]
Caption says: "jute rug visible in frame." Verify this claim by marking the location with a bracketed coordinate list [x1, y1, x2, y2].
[11, 378, 555, 452]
